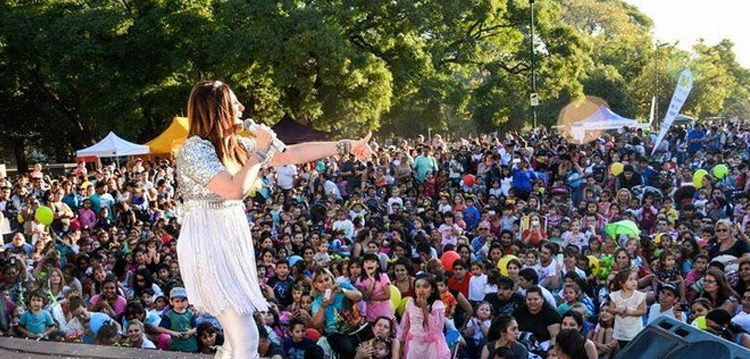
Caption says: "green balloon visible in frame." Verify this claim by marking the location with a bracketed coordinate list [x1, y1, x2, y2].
[598, 268, 610, 280]
[713, 164, 729, 179]
[35, 206, 54, 226]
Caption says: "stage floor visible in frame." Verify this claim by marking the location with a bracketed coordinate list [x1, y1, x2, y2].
[0, 337, 211, 359]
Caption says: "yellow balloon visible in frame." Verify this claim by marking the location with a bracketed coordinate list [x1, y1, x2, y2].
[693, 169, 708, 189]
[587, 255, 600, 273]
[389, 285, 402, 313]
[610, 162, 624, 176]
[497, 255, 520, 276]
[35, 206, 54, 226]
[692, 316, 707, 329]
[17, 213, 24, 224]
[397, 297, 411, 316]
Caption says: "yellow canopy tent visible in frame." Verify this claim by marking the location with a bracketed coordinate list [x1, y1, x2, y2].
[145, 117, 190, 155]
[144, 116, 253, 156]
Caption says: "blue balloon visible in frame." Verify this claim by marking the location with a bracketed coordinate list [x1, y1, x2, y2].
[445, 329, 461, 346]
[288, 255, 303, 267]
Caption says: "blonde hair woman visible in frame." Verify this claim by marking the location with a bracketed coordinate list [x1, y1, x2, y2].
[176, 80, 371, 359]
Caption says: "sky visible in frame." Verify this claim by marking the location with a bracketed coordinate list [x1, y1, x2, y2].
[624, 0, 750, 67]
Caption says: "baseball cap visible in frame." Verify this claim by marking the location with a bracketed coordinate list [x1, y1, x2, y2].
[170, 287, 188, 299]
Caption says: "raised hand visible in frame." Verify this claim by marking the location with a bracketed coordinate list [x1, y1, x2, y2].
[415, 294, 427, 309]
[351, 132, 373, 161]
[252, 125, 275, 153]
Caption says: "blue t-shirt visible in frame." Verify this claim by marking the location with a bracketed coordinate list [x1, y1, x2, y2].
[311, 282, 365, 334]
[687, 129, 705, 154]
[20, 310, 54, 335]
[512, 168, 537, 192]
[268, 275, 295, 307]
[89, 193, 115, 218]
[2, 243, 33, 255]
[82, 312, 115, 344]
[283, 338, 316, 359]
[414, 155, 437, 182]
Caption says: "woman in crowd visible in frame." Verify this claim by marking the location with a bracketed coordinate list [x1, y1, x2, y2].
[481, 315, 528, 359]
[700, 269, 740, 315]
[513, 286, 561, 348]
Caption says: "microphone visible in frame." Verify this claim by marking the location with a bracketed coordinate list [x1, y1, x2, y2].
[243, 118, 286, 153]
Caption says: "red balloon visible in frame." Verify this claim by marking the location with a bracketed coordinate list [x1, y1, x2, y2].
[463, 174, 476, 187]
[69, 218, 81, 232]
[305, 328, 321, 342]
[441, 251, 461, 272]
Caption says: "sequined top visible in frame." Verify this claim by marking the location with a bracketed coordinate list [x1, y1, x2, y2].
[176, 135, 256, 204]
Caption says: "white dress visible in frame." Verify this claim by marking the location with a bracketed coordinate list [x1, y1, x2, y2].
[175, 136, 268, 315]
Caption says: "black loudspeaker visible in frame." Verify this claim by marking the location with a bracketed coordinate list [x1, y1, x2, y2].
[614, 317, 750, 359]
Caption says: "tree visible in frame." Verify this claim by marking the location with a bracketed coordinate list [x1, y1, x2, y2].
[2, 0, 749, 165]
[559, 0, 653, 118]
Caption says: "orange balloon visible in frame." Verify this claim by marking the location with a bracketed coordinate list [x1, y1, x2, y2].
[441, 251, 461, 272]
[463, 174, 476, 187]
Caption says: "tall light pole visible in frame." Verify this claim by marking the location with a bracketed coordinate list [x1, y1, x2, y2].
[654, 41, 669, 128]
[529, 0, 538, 128]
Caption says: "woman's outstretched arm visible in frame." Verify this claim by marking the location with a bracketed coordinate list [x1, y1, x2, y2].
[270, 132, 372, 166]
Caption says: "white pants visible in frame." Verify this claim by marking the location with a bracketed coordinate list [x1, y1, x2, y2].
[216, 309, 259, 359]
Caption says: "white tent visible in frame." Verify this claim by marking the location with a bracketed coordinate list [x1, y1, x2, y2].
[76, 132, 150, 158]
[562, 105, 648, 142]
[571, 106, 647, 130]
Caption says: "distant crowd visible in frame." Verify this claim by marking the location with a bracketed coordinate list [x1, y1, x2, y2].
[2, 122, 750, 359]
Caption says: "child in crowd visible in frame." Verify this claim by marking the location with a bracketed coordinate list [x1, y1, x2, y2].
[468, 261, 488, 306]
[196, 322, 221, 354]
[283, 319, 316, 359]
[647, 284, 687, 324]
[355, 253, 394, 322]
[522, 249, 539, 269]
[685, 254, 709, 302]
[313, 240, 332, 269]
[608, 270, 647, 349]
[447, 260, 470, 299]
[158, 287, 197, 352]
[18, 290, 57, 340]
[557, 283, 590, 317]
[436, 274, 457, 321]
[372, 336, 393, 359]
[690, 298, 713, 329]
[397, 276, 450, 359]
[267, 260, 295, 308]
[286, 284, 306, 312]
[462, 301, 492, 359]
[653, 249, 685, 303]
[589, 301, 616, 359]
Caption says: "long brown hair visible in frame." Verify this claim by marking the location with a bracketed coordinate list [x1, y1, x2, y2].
[701, 269, 739, 307]
[187, 80, 247, 165]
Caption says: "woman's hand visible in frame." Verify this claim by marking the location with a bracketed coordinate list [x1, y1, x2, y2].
[355, 342, 374, 359]
[351, 132, 373, 161]
[415, 294, 428, 309]
[321, 293, 335, 307]
[252, 125, 276, 153]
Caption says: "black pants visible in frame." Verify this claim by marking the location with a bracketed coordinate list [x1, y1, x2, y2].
[328, 324, 374, 358]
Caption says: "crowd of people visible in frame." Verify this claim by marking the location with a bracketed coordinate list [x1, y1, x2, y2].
[1, 121, 750, 359]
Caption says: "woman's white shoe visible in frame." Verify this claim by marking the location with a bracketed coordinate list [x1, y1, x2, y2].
[213, 346, 232, 359]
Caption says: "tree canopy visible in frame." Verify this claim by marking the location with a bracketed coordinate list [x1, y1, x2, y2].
[1, 0, 749, 165]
